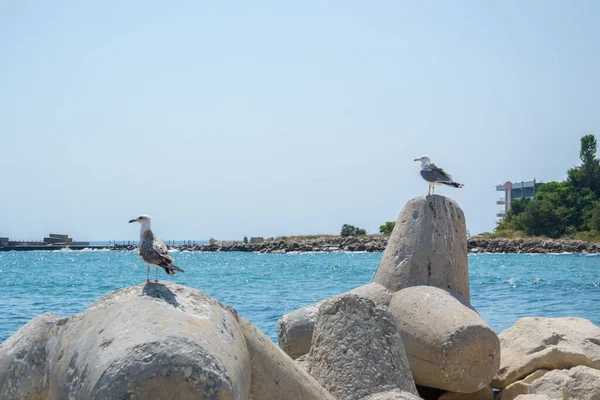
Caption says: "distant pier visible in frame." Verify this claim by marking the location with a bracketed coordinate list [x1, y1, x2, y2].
[0, 233, 107, 252]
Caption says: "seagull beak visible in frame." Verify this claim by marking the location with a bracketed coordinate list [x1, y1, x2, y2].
[128, 219, 137, 223]
[413, 158, 420, 162]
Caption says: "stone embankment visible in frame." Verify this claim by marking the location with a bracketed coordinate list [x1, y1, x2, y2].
[112, 237, 599, 254]
[468, 237, 599, 253]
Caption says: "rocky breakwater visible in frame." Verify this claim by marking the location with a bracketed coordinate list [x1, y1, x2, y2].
[0, 282, 333, 400]
[278, 195, 501, 398]
[468, 237, 600, 254]
[180, 235, 388, 253]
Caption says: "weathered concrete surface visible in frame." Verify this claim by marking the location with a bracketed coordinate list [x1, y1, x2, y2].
[497, 381, 536, 400]
[438, 386, 494, 400]
[492, 317, 600, 388]
[0, 313, 64, 400]
[530, 365, 600, 399]
[3, 282, 344, 400]
[238, 317, 334, 400]
[512, 396, 551, 400]
[373, 195, 469, 300]
[277, 282, 392, 359]
[308, 294, 418, 400]
[389, 286, 500, 393]
[360, 390, 422, 400]
[49, 283, 252, 399]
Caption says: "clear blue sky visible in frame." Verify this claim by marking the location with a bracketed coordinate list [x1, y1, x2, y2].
[1, 1, 598, 241]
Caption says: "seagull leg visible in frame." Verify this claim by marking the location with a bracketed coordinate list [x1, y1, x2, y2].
[155, 267, 159, 283]
[146, 265, 150, 283]
[427, 185, 431, 196]
[432, 185, 435, 194]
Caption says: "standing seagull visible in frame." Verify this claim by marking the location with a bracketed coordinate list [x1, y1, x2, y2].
[128, 215, 184, 283]
[414, 155, 464, 196]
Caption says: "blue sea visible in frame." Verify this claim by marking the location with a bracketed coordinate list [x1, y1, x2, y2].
[0, 251, 599, 344]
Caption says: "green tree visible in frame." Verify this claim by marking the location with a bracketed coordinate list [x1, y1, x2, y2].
[379, 221, 396, 235]
[340, 224, 367, 237]
[570, 134, 600, 196]
[495, 134, 599, 238]
[590, 202, 600, 232]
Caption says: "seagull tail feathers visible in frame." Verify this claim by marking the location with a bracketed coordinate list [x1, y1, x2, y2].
[163, 264, 185, 276]
[442, 181, 464, 188]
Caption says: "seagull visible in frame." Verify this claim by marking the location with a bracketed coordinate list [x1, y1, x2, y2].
[414, 155, 464, 196]
[128, 215, 184, 283]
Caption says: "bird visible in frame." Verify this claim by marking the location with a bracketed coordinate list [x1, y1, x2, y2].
[128, 214, 184, 283]
[414, 155, 464, 196]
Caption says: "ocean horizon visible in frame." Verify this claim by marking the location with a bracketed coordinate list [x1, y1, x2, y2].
[1, 251, 599, 344]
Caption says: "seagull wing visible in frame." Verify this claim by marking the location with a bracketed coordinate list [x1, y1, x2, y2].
[428, 163, 454, 181]
[153, 238, 174, 265]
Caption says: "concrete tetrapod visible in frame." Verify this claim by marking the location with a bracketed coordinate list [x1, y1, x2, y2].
[0, 282, 334, 400]
[374, 195, 469, 300]
[388, 285, 500, 393]
[277, 282, 392, 359]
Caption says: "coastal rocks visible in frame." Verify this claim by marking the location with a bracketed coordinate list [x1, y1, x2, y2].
[467, 237, 599, 254]
[374, 194, 469, 300]
[177, 235, 389, 253]
[492, 317, 600, 388]
[0, 312, 63, 399]
[530, 365, 600, 399]
[0, 282, 333, 400]
[307, 294, 418, 400]
[237, 317, 334, 400]
[278, 282, 392, 359]
[389, 286, 500, 393]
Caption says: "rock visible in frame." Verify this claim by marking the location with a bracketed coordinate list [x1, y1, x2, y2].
[360, 389, 422, 400]
[0, 282, 333, 400]
[237, 317, 334, 400]
[497, 381, 536, 400]
[0, 312, 63, 399]
[438, 386, 494, 400]
[277, 282, 392, 359]
[373, 195, 469, 300]
[388, 286, 500, 393]
[530, 365, 600, 399]
[295, 353, 310, 373]
[521, 370, 549, 384]
[308, 294, 418, 400]
[58, 283, 252, 399]
[491, 317, 600, 388]
[512, 396, 552, 400]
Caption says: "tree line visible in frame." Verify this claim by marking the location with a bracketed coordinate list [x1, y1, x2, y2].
[496, 134, 600, 238]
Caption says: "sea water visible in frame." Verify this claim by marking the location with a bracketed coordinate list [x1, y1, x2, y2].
[0, 251, 599, 343]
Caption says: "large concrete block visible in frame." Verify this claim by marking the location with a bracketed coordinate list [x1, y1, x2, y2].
[373, 195, 469, 300]
[278, 282, 392, 359]
[389, 286, 500, 393]
[238, 317, 334, 400]
[308, 294, 418, 400]
[2, 283, 254, 399]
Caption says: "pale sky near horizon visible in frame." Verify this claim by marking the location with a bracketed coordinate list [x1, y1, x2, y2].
[1, 1, 598, 241]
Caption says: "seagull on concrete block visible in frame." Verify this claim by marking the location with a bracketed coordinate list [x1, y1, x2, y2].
[414, 155, 464, 196]
[128, 215, 184, 283]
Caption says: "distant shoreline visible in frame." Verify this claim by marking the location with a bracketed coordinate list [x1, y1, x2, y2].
[114, 236, 599, 254]
[2, 236, 598, 254]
